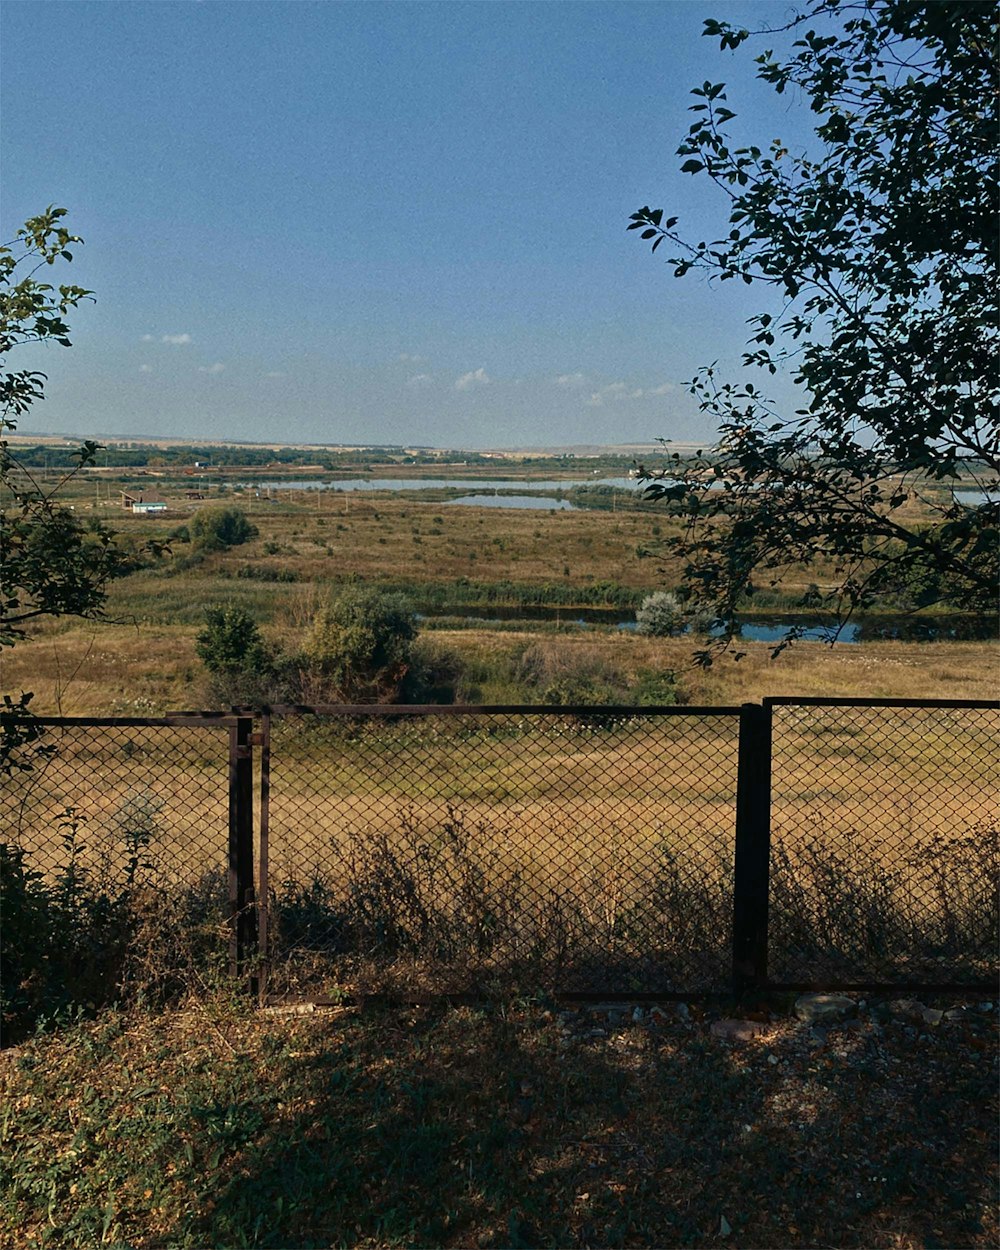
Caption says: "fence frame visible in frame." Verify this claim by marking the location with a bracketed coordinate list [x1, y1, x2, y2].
[7, 699, 996, 1001]
[254, 697, 999, 1000]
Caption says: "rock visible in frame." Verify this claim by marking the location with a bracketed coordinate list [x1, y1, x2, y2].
[793, 993, 857, 1025]
[767, 1053, 779, 1065]
[651, 1002, 690, 1022]
[632, 1006, 645, 1024]
[889, 998, 942, 1026]
[711, 1018, 769, 1042]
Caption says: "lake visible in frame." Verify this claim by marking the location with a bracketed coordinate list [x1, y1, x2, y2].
[253, 476, 644, 495]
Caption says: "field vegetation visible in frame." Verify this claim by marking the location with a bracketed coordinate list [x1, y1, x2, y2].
[4, 465, 996, 716]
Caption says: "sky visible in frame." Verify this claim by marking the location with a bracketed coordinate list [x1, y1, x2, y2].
[3, 0, 814, 449]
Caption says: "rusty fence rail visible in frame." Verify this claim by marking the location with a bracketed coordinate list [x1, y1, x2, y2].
[3, 699, 997, 1000]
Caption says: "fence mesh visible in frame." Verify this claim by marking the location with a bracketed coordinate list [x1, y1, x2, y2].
[768, 702, 1000, 985]
[262, 709, 741, 996]
[1, 718, 233, 947]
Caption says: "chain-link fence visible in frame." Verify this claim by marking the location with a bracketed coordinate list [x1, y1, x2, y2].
[766, 698, 999, 987]
[4, 700, 996, 1011]
[260, 706, 743, 997]
[1, 715, 238, 1028]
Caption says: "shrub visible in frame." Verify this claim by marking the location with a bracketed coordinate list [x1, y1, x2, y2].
[399, 638, 464, 705]
[630, 669, 682, 706]
[195, 605, 272, 674]
[190, 506, 257, 551]
[195, 605, 288, 707]
[635, 591, 682, 636]
[301, 587, 416, 702]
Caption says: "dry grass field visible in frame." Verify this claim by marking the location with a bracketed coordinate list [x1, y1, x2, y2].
[5, 482, 997, 995]
[6, 616, 997, 717]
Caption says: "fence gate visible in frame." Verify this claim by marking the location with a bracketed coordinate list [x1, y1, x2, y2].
[1, 713, 250, 980]
[256, 704, 743, 999]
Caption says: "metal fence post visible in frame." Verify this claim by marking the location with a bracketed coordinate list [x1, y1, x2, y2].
[257, 711, 271, 994]
[732, 702, 772, 995]
[228, 715, 257, 988]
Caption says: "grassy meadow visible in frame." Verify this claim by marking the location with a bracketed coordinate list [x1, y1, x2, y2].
[6, 468, 999, 715]
[3, 463, 997, 1250]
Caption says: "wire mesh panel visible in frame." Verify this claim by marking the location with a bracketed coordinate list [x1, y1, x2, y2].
[767, 701, 1000, 986]
[262, 707, 742, 996]
[1, 717, 234, 945]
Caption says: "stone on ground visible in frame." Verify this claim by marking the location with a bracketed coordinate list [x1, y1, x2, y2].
[793, 993, 857, 1024]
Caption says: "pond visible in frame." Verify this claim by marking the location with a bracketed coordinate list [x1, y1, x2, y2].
[418, 605, 997, 644]
[447, 494, 579, 511]
[253, 476, 646, 496]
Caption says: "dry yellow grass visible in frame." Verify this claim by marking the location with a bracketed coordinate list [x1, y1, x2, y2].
[4, 617, 997, 718]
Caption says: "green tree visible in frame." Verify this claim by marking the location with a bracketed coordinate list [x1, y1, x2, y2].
[629, 0, 997, 660]
[195, 605, 272, 675]
[302, 587, 416, 702]
[0, 208, 128, 649]
[1, 208, 136, 766]
[195, 605, 279, 708]
[190, 505, 257, 551]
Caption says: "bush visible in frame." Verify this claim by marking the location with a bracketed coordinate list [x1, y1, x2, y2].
[301, 587, 416, 702]
[195, 606, 289, 707]
[190, 506, 257, 552]
[398, 638, 465, 705]
[630, 669, 682, 706]
[516, 639, 628, 702]
[635, 591, 682, 636]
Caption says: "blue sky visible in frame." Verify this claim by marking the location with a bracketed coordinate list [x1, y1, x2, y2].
[4, 0, 810, 449]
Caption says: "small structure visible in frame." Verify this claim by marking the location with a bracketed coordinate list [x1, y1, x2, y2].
[121, 490, 167, 513]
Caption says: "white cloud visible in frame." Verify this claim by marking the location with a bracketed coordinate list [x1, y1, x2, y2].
[554, 372, 588, 388]
[139, 364, 153, 374]
[586, 382, 629, 407]
[454, 367, 491, 391]
[586, 380, 675, 406]
[162, 333, 192, 345]
[198, 362, 225, 374]
[398, 352, 425, 363]
[406, 373, 434, 388]
[265, 370, 286, 379]
[140, 334, 155, 343]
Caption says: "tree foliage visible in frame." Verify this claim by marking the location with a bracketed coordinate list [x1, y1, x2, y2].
[635, 591, 683, 637]
[190, 506, 257, 552]
[303, 587, 416, 703]
[195, 606, 272, 675]
[0, 208, 133, 653]
[629, 0, 998, 659]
